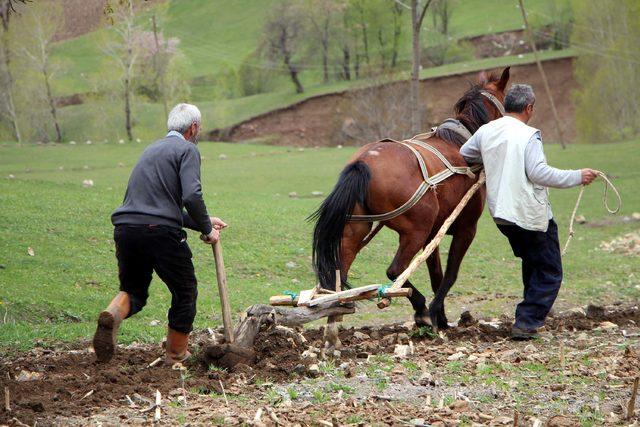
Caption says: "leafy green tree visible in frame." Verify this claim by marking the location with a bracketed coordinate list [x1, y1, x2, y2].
[572, 0, 640, 142]
[262, 1, 306, 94]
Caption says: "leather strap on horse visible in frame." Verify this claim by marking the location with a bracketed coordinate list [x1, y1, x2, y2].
[349, 136, 482, 223]
[349, 90, 504, 223]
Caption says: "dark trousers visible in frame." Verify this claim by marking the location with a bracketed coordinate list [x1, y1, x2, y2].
[114, 225, 198, 333]
[496, 219, 563, 330]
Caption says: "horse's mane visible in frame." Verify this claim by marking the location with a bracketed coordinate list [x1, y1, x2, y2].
[434, 73, 500, 146]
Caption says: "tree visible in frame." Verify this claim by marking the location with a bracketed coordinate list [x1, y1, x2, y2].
[390, 1, 403, 68]
[135, 17, 182, 116]
[572, 0, 640, 142]
[17, 3, 63, 142]
[0, 0, 25, 143]
[262, 1, 306, 94]
[410, 0, 433, 134]
[308, 0, 342, 84]
[104, 0, 139, 141]
[431, 0, 453, 37]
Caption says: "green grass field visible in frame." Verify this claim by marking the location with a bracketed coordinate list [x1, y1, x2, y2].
[0, 139, 638, 353]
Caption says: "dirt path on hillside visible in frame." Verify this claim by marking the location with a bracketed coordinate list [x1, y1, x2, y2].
[2, 304, 639, 425]
[218, 58, 575, 147]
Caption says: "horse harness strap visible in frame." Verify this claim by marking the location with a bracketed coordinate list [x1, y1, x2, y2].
[349, 130, 483, 223]
[348, 90, 504, 223]
[480, 90, 505, 116]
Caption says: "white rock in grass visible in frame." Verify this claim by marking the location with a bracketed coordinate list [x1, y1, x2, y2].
[118, 162, 124, 167]
[311, 191, 324, 197]
[69, 140, 76, 145]
[218, 154, 227, 160]
[85, 140, 92, 145]
[285, 261, 297, 269]
[118, 139, 125, 144]
[83, 165, 90, 170]
[447, 352, 465, 361]
[27, 247, 35, 256]
[337, 145, 343, 149]
[58, 166, 64, 171]
[82, 179, 94, 188]
[288, 192, 299, 198]
[394, 344, 411, 358]
[136, 138, 141, 143]
[149, 320, 160, 326]
[7, 174, 15, 179]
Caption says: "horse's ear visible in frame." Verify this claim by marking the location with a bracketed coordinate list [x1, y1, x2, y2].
[497, 67, 510, 92]
[477, 70, 488, 84]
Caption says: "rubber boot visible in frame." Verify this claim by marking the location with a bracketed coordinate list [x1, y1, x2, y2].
[93, 291, 130, 363]
[165, 328, 191, 364]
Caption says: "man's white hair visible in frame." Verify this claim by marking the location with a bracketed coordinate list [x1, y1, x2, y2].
[167, 103, 201, 134]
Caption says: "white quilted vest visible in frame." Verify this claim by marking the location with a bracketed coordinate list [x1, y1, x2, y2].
[475, 116, 550, 232]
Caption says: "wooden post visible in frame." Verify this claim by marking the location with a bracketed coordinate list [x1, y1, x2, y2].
[324, 270, 342, 352]
[212, 241, 234, 343]
[518, 0, 567, 149]
[378, 171, 486, 308]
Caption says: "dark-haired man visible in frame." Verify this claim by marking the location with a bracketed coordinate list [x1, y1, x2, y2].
[460, 84, 597, 340]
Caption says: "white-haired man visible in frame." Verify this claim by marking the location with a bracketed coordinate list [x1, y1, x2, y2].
[460, 84, 597, 340]
[93, 103, 226, 363]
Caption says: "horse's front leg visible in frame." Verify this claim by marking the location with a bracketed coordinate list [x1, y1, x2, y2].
[429, 227, 477, 330]
[386, 231, 432, 327]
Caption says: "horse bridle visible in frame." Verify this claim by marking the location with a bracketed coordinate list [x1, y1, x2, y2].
[479, 90, 506, 116]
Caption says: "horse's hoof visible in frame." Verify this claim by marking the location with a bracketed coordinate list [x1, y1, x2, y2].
[414, 311, 432, 328]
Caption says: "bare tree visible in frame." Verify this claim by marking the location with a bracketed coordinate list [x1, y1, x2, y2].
[410, 0, 433, 134]
[308, 0, 342, 84]
[0, 0, 24, 143]
[263, 1, 305, 94]
[340, 77, 412, 143]
[104, 0, 139, 141]
[136, 19, 181, 116]
[18, 3, 63, 142]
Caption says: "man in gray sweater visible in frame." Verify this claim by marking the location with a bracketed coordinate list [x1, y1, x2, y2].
[460, 84, 597, 340]
[93, 103, 226, 363]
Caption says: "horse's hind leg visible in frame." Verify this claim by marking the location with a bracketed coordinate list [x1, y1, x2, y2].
[386, 231, 431, 327]
[429, 228, 477, 329]
[339, 221, 372, 285]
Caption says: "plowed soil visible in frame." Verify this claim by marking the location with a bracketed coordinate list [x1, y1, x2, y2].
[2, 304, 639, 426]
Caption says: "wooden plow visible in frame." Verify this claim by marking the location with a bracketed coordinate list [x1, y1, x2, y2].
[202, 171, 485, 370]
[270, 170, 486, 313]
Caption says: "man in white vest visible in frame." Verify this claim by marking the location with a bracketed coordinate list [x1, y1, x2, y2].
[460, 84, 597, 340]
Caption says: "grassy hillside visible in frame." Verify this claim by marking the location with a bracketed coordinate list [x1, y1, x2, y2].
[57, 49, 575, 143]
[48, 0, 561, 97]
[4, 0, 569, 143]
[0, 139, 637, 351]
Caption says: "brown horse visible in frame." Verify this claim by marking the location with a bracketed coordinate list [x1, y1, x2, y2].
[310, 67, 510, 329]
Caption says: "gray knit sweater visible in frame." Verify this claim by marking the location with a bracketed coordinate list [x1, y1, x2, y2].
[111, 133, 213, 235]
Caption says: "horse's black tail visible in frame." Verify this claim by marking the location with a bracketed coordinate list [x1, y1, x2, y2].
[308, 161, 371, 291]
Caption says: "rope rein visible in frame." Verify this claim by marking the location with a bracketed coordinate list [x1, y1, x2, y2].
[561, 170, 622, 255]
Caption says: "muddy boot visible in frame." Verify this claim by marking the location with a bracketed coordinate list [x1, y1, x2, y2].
[165, 328, 191, 364]
[93, 291, 130, 363]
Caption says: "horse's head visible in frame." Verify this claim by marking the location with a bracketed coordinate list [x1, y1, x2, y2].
[452, 67, 510, 136]
[478, 66, 510, 120]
